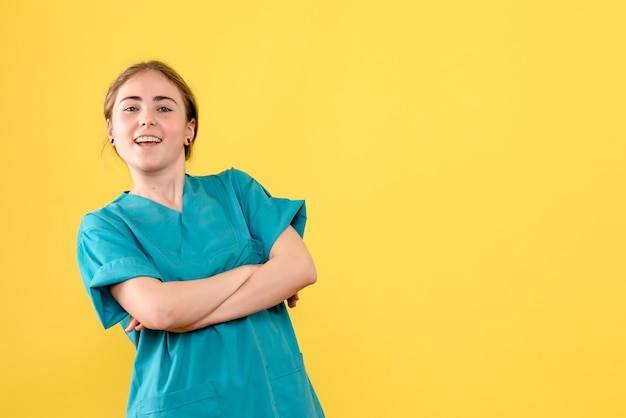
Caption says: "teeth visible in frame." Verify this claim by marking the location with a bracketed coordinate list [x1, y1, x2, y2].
[135, 136, 162, 144]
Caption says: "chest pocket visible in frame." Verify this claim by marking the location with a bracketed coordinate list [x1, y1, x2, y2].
[172, 238, 265, 281]
[138, 380, 223, 417]
[215, 237, 265, 272]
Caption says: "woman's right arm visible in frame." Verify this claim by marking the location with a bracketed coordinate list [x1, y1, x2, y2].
[109, 264, 259, 331]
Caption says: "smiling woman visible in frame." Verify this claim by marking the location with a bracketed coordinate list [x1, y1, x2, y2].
[77, 60, 324, 418]
[103, 61, 199, 161]
[106, 70, 196, 197]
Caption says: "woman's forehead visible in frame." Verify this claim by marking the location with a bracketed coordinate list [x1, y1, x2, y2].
[117, 70, 181, 99]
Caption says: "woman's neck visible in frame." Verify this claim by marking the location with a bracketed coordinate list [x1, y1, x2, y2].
[129, 168, 186, 212]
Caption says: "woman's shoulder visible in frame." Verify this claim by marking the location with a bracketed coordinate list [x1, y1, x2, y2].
[187, 167, 259, 193]
[188, 167, 253, 183]
[78, 194, 134, 233]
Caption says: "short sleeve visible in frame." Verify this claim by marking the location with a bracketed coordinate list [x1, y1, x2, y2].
[77, 214, 161, 329]
[227, 169, 307, 260]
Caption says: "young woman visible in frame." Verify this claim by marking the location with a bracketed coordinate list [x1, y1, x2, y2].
[77, 61, 324, 417]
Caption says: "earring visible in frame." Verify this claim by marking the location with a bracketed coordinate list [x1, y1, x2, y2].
[185, 138, 191, 146]
[110, 138, 115, 144]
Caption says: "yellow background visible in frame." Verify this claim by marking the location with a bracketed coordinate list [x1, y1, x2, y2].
[1, 1, 625, 417]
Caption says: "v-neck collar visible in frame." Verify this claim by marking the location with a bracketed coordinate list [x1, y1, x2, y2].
[120, 174, 189, 214]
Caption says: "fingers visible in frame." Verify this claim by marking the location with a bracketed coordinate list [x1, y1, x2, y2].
[287, 292, 300, 308]
[125, 317, 145, 332]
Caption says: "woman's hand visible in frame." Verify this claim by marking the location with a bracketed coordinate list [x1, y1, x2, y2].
[125, 316, 145, 332]
[287, 292, 300, 308]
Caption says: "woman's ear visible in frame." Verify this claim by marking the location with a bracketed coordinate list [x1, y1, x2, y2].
[187, 119, 196, 141]
[107, 119, 114, 141]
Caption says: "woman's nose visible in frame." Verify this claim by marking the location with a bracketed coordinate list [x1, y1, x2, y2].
[139, 110, 156, 126]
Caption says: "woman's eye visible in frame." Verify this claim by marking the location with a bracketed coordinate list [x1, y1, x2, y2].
[123, 106, 138, 112]
[157, 107, 172, 112]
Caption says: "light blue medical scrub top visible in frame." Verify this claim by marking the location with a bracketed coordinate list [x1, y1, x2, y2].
[77, 168, 324, 418]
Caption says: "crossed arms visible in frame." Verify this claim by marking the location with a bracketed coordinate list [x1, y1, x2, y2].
[109, 226, 316, 333]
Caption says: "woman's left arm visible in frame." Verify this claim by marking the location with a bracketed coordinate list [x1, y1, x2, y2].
[167, 225, 316, 332]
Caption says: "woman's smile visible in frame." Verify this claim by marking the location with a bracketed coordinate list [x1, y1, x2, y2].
[134, 135, 163, 144]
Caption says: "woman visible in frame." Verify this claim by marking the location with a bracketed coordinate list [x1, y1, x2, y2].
[77, 61, 324, 417]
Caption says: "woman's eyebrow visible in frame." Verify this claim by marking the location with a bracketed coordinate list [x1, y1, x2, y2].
[119, 95, 142, 103]
[119, 96, 178, 104]
[154, 96, 178, 104]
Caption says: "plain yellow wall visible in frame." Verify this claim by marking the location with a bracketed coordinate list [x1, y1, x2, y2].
[1, 1, 625, 417]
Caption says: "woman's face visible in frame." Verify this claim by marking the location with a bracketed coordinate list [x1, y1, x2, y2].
[107, 70, 195, 175]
